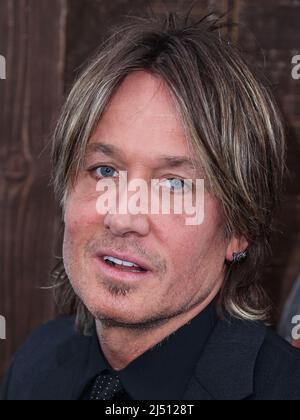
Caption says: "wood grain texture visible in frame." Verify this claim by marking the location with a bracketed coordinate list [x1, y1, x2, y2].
[0, 0, 66, 377]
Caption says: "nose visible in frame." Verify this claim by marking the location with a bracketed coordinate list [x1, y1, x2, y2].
[103, 188, 150, 237]
[104, 212, 150, 237]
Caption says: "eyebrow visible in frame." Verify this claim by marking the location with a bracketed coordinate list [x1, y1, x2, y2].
[85, 141, 199, 172]
[157, 155, 197, 171]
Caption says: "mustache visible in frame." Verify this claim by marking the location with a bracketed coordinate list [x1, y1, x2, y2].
[84, 235, 167, 273]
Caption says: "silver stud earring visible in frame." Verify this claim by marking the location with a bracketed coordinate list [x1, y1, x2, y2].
[232, 250, 248, 264]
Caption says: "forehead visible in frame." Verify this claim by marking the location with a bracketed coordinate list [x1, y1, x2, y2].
[89, 71, 192, 159]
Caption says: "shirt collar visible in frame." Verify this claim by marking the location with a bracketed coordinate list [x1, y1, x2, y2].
[82, 300, 218, 400]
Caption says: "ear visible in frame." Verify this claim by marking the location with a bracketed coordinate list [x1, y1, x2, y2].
[225, 236, 249, 262]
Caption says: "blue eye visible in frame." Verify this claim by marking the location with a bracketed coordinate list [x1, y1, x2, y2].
[167, 179, 185, 190]
[160, 178, 191, 192]
[93, 166, 118, 178]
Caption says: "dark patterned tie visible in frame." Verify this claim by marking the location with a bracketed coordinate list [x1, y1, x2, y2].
[89, 370, 128, 400]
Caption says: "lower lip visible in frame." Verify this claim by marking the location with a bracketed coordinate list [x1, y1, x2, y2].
[96, 257, 152, 282]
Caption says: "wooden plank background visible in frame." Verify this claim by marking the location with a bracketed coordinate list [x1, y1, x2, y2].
[0, 0, 66, 378]
[1, 0, 300, 379]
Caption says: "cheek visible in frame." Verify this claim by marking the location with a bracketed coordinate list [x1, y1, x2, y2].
[158, 199, 225, 273]
[63, 194, 105, 262]
[63, 197, 103, 283]
[64, 192, 102, 234]
[169, 227, 212, 268]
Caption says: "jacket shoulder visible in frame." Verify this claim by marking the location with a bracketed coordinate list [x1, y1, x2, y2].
[0, 316, 81, 400]
[191, 315, 300, 401]
[254, 326, 300, 400]
[14, 316, 77, 364]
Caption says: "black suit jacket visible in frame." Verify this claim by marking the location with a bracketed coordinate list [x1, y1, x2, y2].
[1, 315, 300, 400]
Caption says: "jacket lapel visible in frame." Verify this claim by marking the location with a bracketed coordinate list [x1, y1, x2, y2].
[183, 316, 266, 400]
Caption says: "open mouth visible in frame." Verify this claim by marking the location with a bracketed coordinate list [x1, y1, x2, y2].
[102, 256, 148, 273]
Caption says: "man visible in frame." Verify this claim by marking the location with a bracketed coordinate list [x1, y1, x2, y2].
[1, 9, 300, 400]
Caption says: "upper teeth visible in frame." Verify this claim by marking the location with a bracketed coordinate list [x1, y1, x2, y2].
[103, 256, 140, 268]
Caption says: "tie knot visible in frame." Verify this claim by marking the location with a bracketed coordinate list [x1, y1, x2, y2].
[89, 370, 125, 400]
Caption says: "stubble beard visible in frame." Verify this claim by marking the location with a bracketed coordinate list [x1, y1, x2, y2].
[94, 279, 216, 332]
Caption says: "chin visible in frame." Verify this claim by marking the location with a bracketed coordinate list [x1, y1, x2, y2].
[85, 295, 144, 321]
[93, 308, 151, 328]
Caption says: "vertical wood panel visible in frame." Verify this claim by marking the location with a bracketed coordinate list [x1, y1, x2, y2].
[0, 0, 67, 377]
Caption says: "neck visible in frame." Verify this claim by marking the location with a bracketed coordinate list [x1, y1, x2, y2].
[95, 294, 217, 371]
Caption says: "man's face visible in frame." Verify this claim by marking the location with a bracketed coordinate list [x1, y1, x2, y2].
[63, 71, 229, 328]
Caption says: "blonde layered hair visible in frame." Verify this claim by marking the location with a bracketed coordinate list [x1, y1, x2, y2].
[51, 9, 286, 333]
